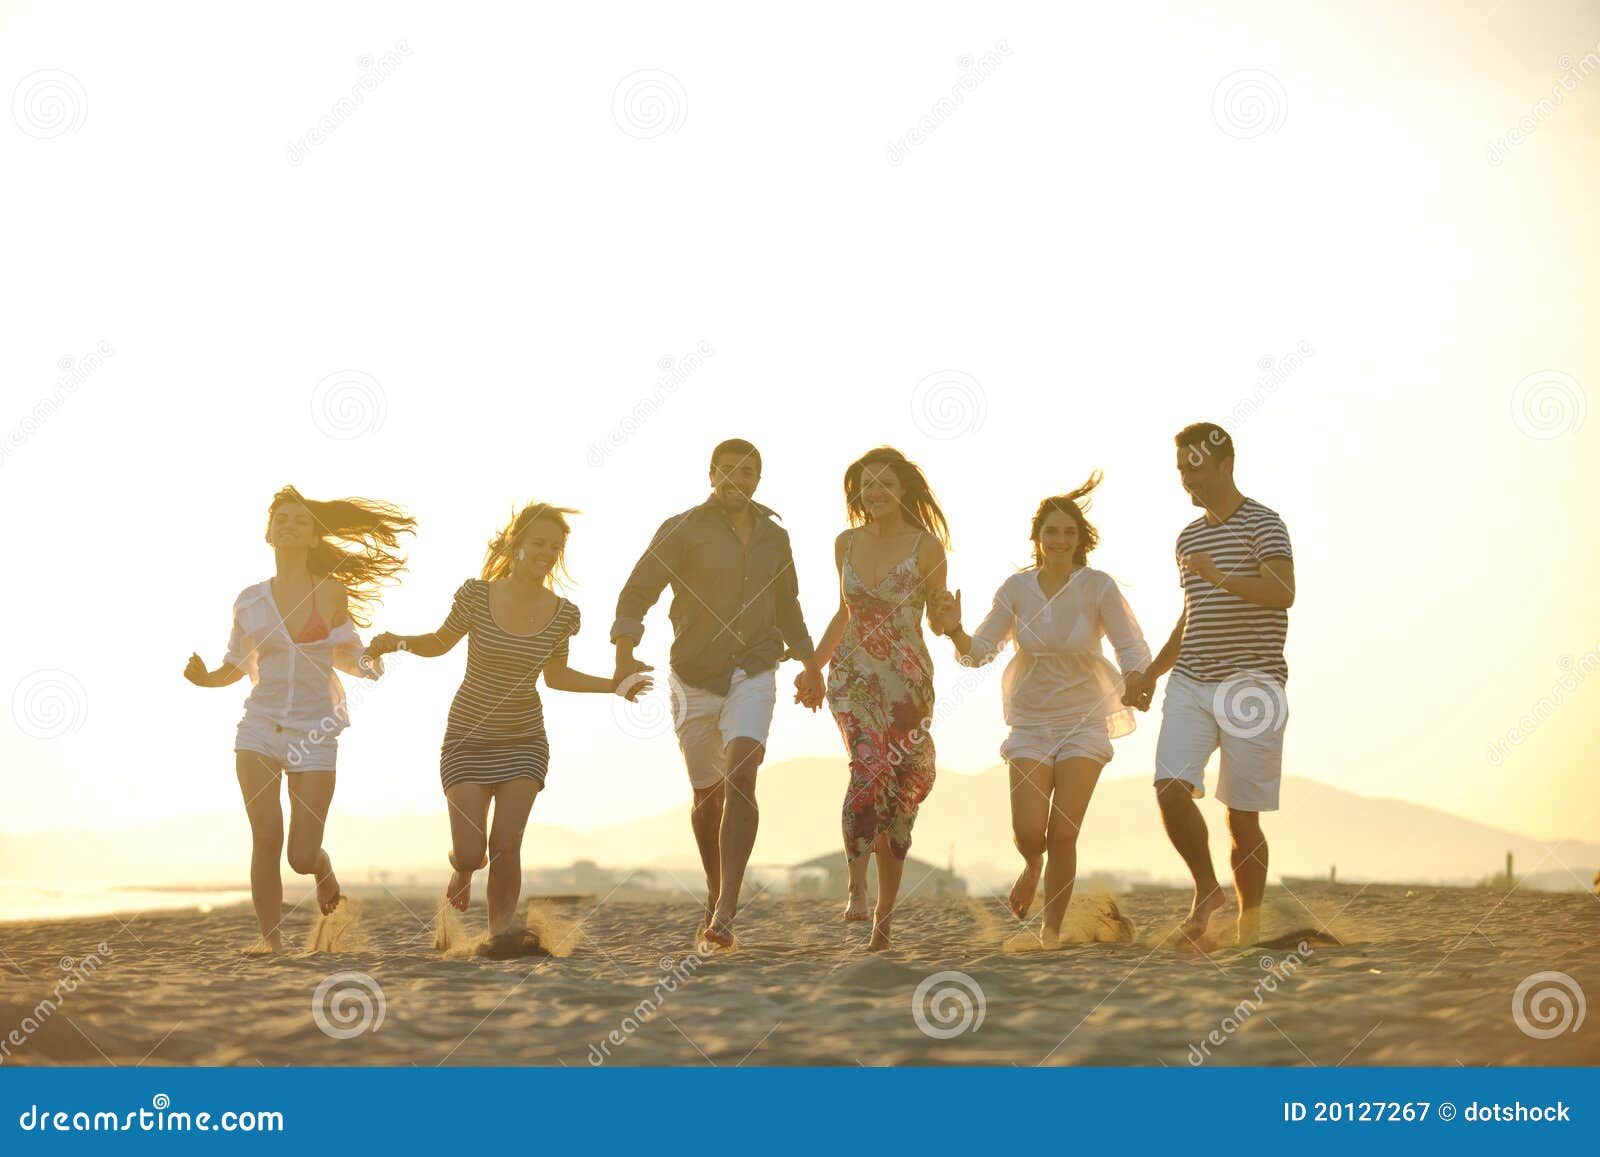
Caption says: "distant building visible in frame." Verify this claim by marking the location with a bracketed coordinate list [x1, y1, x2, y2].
[785, 851, 967, 899]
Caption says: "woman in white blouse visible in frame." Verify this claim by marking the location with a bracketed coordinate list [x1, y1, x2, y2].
[185, 486, 414, 952]
[929, 473, 1151, 948]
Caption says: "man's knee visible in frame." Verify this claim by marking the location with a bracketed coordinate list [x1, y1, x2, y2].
[1226, 808, 1265, 846]
[725, 738, 765, 777]
[1155, 777, 1196, 809]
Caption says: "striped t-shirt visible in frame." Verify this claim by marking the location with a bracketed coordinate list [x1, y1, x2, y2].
[441, 579, 580, 740]
[1174, 498, 1292, 683]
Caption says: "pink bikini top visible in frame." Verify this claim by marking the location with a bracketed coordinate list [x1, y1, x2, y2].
[293, 587, 330, 644]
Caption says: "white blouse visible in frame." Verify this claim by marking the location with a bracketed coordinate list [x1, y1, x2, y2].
[964, 567, 1152, 735]
[222, 581, 382, 732]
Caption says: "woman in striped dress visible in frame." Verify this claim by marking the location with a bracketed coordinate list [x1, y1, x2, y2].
[367, 502, 650, 954]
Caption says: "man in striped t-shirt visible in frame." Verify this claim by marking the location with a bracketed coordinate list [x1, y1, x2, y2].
[1122, 422, 1295, 946]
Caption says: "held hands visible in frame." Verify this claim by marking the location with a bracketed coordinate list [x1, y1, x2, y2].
[612, 655, 654, 702]
[1180, 552, 1222, 586]
[612, 666, 654, 701]
[793, 666, 825, 712]
[1121, 670, 1155, 712]
[366, 632, 405, 658]
[927, 589, 962, 637]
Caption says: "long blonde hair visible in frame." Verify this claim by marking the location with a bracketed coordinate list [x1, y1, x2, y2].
[481, 501, 579, 588]
[266, 485, 415, 626]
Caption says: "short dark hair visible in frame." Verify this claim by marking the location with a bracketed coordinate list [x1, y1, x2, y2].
[1175, 422, 1234, 462]
[709, 438, 762, 476]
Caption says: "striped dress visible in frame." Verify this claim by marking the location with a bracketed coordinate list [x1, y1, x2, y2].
[438, 579, 580, 791]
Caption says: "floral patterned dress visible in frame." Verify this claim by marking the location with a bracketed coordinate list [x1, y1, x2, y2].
[826, 530, 937, 860]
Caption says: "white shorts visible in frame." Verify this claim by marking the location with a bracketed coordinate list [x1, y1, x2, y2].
[1001, 718, 1114, 767]
[671, 667, 777, 791]
[1154, 671, 1286, 811]
[236, 714, 339, 773]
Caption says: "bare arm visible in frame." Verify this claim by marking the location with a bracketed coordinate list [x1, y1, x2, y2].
[1180, 554, 1295, 610]
[806, 533, 853, 672]
[368, 624, 464, 659]
[543, 650, 647, 697]
[184, 655, 247, 688]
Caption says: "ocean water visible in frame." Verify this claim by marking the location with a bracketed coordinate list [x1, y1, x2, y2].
[0, 881, 251, 923]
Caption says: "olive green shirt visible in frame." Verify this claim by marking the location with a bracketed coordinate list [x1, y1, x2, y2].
[610, 497, 815, 695]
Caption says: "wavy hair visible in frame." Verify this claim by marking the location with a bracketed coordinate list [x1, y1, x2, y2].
[842, 446, 951, 548]
[1028, 471, 1103, 568]
[481, 502, 579, 589]
[266, 486, 416, 626]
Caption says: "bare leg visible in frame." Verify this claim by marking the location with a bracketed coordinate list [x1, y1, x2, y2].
[1155, 778, 1225, 938]
[707, 738, 764, 942]
[869, 832, 904, 951]
[1226, 808, 1268, 944]
[1040, 758, 1103, 942]
[484, 779, 540, 935]
[1007, 759, 1051, 919]
[443, 784, 492, 911]
[236, 752, 285, 952]
[285, 770, 340, 914]
[844, 849, 870, 921]
[690, 783, 725, 932]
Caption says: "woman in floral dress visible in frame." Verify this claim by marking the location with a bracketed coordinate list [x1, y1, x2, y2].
[804, 447, 951, 951]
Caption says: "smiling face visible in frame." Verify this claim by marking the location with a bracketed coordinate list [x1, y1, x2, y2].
[709, 450, 760, 510]
[857, 462, 906, 522]
[266, 501, 318, 551]
[512, 517, 567, 584]
[1036, 509, 1082, 566]
[1176, 441, 1232, 508]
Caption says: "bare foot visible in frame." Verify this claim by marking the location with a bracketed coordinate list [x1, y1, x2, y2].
[843, 886, 870, 922]
[1009, 857, 1043, 919]
[1235, 908, 1262, 946]
[446, 851, 486, 912]
[868, 917, 893, 952]
[1183, 884, 1227, 938]
[1040, 924, 1062, 950]
[699, 910, 737, 951]
[315, 867, 342, 915]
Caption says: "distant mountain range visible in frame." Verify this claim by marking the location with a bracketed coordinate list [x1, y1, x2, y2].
[3, 759, 1595, 894]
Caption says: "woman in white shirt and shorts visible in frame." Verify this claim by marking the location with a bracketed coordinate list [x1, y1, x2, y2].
[930, 473, 1151, 948]
[185, 486, 413, 953]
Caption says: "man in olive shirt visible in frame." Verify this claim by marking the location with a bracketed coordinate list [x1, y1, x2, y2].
[612, 439, 822, 947]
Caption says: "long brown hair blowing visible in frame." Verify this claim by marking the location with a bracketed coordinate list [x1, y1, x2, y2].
[267, 485, 416, 626]
[481, 502, 579, 589]
[1028, 471, 1103, 569]
[843, 446, 952, 548]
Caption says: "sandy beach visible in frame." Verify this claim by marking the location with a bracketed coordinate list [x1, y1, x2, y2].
[2, 884, 1595, 1067]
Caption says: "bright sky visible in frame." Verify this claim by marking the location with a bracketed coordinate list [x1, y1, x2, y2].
[3, 1, 1597, 850]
